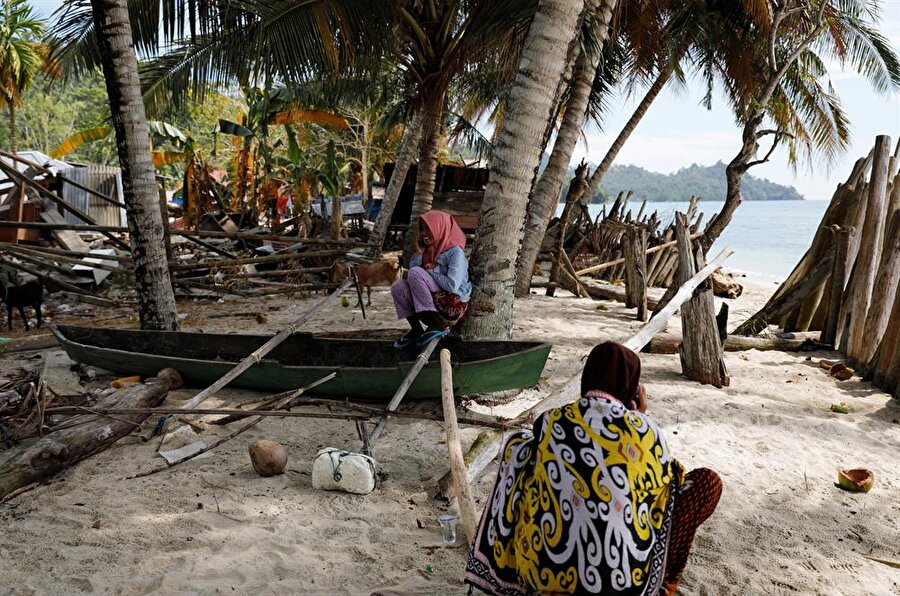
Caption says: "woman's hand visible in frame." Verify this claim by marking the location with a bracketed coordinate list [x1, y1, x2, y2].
[626, 385, 649, 413]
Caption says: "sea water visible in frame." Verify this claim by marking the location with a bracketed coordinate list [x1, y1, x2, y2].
[559, 200, 829, 284]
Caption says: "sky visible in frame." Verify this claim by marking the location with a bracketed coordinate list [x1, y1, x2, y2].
[28, 0, 900, 200]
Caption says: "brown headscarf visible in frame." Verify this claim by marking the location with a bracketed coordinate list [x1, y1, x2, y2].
[580, 342, 641, 403]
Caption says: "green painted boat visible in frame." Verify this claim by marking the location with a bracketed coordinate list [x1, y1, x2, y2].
[52, 325, 552, 401]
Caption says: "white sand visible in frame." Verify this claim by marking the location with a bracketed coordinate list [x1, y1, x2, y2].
[1, 278, 898, 595]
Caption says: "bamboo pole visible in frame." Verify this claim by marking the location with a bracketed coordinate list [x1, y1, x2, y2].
[2, 244, 126, 274]
[440, 349, 478, 545]
[365, 338, 440, 453]
[0, 243, 132, 262]
[126, 376, 338, 479]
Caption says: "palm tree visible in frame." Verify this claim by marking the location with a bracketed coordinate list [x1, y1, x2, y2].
[513, 0, 621, 297]
[87, 0, 178, 330]
[382, 1, 537, 263]
[701, 0, 900, 251]
[462, 0, 587, 340]
[0, 0, 48, 152]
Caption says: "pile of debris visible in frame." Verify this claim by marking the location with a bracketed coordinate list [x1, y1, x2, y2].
[0, 151, 378, 311]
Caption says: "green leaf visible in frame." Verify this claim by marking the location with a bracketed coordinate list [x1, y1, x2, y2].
[217, 119, 254, 137]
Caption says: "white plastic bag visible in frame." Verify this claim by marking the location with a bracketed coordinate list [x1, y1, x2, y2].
[311, 448, 376, 495]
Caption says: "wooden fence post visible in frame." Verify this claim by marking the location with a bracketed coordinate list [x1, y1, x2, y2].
[820, 226, 854, 346]
[624, 224, 648, 321]
[675, 212, 729, 387]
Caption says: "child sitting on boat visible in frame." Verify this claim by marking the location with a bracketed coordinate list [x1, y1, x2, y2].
[391, 210, 472, 348]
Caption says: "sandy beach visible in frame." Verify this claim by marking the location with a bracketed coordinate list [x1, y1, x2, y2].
[1, 276, 898, 595]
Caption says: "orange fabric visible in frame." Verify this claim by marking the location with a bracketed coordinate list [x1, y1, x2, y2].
[419, 210, 466, 269]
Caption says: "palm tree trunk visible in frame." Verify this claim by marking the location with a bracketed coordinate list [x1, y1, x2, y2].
[369, 108, 422, 255]
[583, 67, 670, 200]
[331, 196, 343, 239]
[90, 0, 178, 330]
[402, 89, 445, 265]
[514, 50, 596, 297]
[8, 103, 16, 154]
[463, 0, 586, 340]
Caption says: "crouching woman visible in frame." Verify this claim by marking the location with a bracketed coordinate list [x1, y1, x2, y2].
[465, 342, 723, 596]
[391, 210, 471, 348]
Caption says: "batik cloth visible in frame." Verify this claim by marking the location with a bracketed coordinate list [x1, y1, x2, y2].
[465, 391, 684, 596]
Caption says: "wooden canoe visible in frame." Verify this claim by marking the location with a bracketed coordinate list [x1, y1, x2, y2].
[52, 325, 552, 401]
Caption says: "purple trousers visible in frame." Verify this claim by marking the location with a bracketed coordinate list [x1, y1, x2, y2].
[391, 267, 440, 319]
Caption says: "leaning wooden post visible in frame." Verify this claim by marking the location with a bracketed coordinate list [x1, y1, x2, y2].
[440, 349, 478, 545]
[858, 210, 900, 365]
[820, 226, 854, 346]
[675, 213, 729, 387]
[867, 284, 900, 391]
[843, 135, 892, 362]
[365, 338, 441, 452]
[624, 225, 648, 321]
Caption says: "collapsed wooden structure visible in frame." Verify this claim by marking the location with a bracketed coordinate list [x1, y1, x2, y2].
[736, 135, 900, 398]
[0, 152, 375, 307]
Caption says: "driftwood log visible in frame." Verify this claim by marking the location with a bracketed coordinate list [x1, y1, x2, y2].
[642, 334, 819, 354]
[857, 209, 900, 365]
[820, 226, 855, 346]
[674, 214, 729, 387]
[0, 369, 181, 500]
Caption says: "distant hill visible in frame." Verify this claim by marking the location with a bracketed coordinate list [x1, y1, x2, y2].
[564, 162, 805, 203]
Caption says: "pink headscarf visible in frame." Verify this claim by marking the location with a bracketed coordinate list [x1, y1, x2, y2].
[419, 210, 466, 269]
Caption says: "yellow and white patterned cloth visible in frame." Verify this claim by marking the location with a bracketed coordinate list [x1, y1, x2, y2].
[465, 392, 684, 595]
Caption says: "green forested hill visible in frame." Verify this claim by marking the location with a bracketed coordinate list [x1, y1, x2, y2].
[575, 162, 805, 203]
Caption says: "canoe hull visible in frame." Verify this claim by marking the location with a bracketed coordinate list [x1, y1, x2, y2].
[52, 325, 552, 401]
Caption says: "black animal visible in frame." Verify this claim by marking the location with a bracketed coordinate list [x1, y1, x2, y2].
[0, 278, 43, 331]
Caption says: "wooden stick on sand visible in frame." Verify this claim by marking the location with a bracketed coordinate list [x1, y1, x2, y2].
[440, 349, 478, 544]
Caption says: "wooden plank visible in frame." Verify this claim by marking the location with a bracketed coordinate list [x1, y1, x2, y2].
[39, 210, 90, 253]
[440, 349, 478, 545]
[623, 225, 648, 321]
